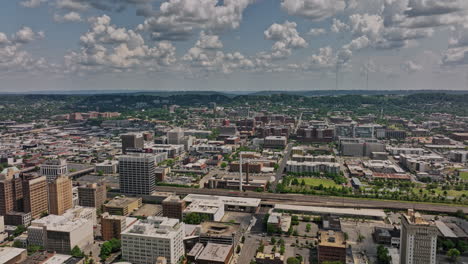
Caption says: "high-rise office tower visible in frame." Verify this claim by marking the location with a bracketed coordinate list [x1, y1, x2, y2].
[40, 159, 68, 182]
[121, 133, 144, 154]
[400, 209, 438, 264]
[0, 169, 49, 220]
[119, 154, 156, 195]
[78, 183, 107, 209]
[167, 128, 184, 145]
[22, 175, 48, 219]
[0, 168, 23, 216]
[48, 176, 73, 215]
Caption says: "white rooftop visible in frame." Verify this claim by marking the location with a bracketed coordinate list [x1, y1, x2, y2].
[122, 216, 182, 239]
[183, 194, 261, 208]
[43, 254, 72, 264]
[0, 247, 26, 263]
[273, 204, 386, 219]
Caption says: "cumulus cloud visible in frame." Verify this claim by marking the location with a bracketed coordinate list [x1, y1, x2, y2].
[182, 31, 254, 74]
[65, 15, 177, 73]
[331, 18, 350, 33]
[138, 0, 254, 41]
[0, 28, 54, 76]
[281, 0, 346, 21]
[54, 12, 83, 22]
[260, 21, 308, 60]
[55, 0, 90, 11]
[20, 0, 47, 8]
[307, 28, 326, 36]
[13, 27, 44, 44]
[401, 60, 423, 73]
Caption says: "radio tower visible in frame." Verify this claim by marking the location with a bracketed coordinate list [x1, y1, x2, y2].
[239, 154, 243, 192]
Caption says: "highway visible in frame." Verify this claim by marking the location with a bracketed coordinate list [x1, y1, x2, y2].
[271, 143, 293, 191]
[154, 186, 468, 214]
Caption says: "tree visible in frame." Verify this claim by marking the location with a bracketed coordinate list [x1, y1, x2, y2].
[183, 212, 209, 224]
[13, 225, 26, 237]
[71, 246, 85, 258]
[447, 248, 460, 262]
[286, 257, 300, 264]
[376, 245, 392, 264]
[99, 243, 112, 260]
[306, 223, 311, 232]
[12, 240, 24, 248]
[221, 162, 227, 169]
[271, 237, 276, 245]
[27, 245, 44, 255]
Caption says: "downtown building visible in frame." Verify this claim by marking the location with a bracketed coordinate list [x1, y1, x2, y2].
[121, 133, 144, 154]
[40, 159, 68, 182]
[78, 183, 107, 209]
[121, 216, 185, 264]
[119, 154, 156, 195]
[0, 168, 48, 225]
[400, 209, 438, 264]
[48, 176, 73, 215]
[27, 207, 95, 254]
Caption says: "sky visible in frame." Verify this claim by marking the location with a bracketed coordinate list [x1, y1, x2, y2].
[1, 0, 468, 92]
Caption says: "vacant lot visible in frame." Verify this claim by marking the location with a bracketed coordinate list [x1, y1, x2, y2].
[301, 177, 339, 188]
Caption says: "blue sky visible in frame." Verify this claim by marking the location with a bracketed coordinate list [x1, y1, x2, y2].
[1, 0, 468, 92]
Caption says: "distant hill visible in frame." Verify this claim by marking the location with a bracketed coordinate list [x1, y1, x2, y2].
[1, 89, 467, 96]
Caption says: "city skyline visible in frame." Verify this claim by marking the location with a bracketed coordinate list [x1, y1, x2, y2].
[1, 0, 468, 91]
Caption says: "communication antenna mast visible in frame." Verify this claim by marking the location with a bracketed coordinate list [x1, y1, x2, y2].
[366, 59, 370, 90]
[239, 154, 243, 192]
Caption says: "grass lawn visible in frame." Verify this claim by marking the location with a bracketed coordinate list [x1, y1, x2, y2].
[460, 172, 468, 181]
[414, 188, 467, 198]
[300, 177, 339, 188]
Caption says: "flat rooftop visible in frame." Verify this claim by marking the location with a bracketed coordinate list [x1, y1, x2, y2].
[273, 204, 386, 219]
[122, 216, 182, 239]
[319, 230, 346, 248]
[197, 243, 233, 263]
[183, 194, 261, 208]
[0, 247, 26, 263]
[105, 197, 141, 208]
[200, 221, 240, 236]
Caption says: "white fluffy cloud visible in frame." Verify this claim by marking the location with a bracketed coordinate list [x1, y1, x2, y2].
[65, 15, 176, 73]
[182, 31, 254, 74]
[55, 0, 90, 11]
[281, 0, 346, 21]
[13, 27, 44, 44]
[54, 12, 83, 22]
[138, 0, 254, 41]
[401, 60, 423, 73]
[0, 28, 53, 76]
[331, 18, 349, 33]
[20, 0, 47, 8]
[261, 21, 308, 60]
[307, 28, 326, 36]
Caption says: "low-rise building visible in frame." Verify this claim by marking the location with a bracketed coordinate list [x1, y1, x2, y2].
[199, 221, 242, 247]
[263, 136, 287, 148]
[317, 230, 346, 264]
[0, 247, 27, 264]
[101, 212, 137, 241]
[121, 217, 185, 264]
[27, 210, 94, 254]
[286, 160, 340, 174]
[103, 196, 142, 216]
[95, 160, 118, 174]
